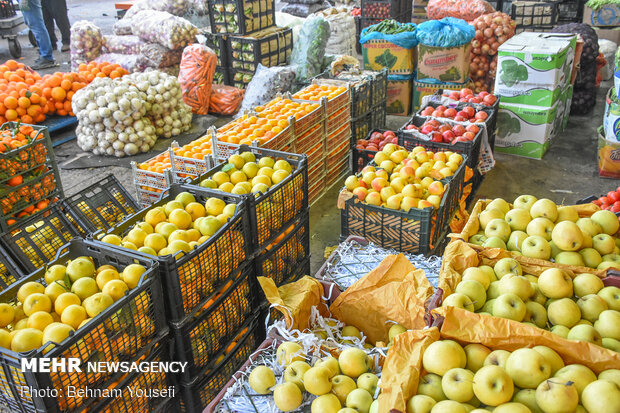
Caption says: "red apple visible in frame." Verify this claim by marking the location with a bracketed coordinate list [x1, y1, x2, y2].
[432, 110, 444, 118]
[438, 125, 452, 133]
[463, 107, 476, 118]
[475, 111, 489, 121]
[371, 131, 382, 140]
[421, 125, 435, 134]
[466, 124, 480, 134]
[442, 131, 455, 142]
[462, 131, 476, 141]
[431, 132, 443, 142]
[452, 125, 466, 136]
[456, 110, 470, 119]
[479, 91, 489, 98]
[383, 130, 396, 138]
[449, 91, 460, 100]
[483, 94, 497, 106]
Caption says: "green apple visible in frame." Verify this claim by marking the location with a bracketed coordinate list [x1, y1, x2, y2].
[311, 393, 341, 413]
[276, 341, 305, 367]
[505, 348, 551, 389]
[338, 348, 371, 379]
[548, 240, 562, 259]
[550, 325, 570, 338]
[507, 231, 529, 252]
[573, 273, 605, 297]
[273, 382, 303, 411]
[505, 209, 532, 232]
[512, 388, 543, 413]
[492, 293, 526, 322]
[554, 364, 597, 396]
[304, 366, 332, 396]
[469, 234, 487, 246]
[567, 324, 602, 346]
[484, 237, 507, 249]
[487, 198, 511, 214]
[315, 356, 340, 378]
[429, 400, 467, 413]
[357, 372, 379, 396]
[526, 217, 554, 241]
[484, 349, 510, 368]
[530, 199, 558, 222]
[594, 309, 620, 340]
[472, 365, 514, 406]
[524, 301, 548, 328]
[577, 218, 602, 237]
[481, 299, 495, 314]
[530, 283, 547, 305]
[551, 221, 583, 251]
[532, 346, 564, 375]
[456, 280, 487, 311]
[493, 403, 532, 413]
[581, 379, 620, 413]
[417, 373, 446, 401]
[579, 248, 603, 269]
[345, 388, 373, 413]
[341, 325, 362, 340]
[520, 235, 551, 260]
[535, 379, 578, 413]
[548, 298, 580, 328]
[555, 251, 585, 267]
[494, 258, 522, 279]
[487, 281, 502, 299]
[248, 366, 275, 394]
[591, 210, 620, 235]
[422, 340, 466, 376]
[464, 343, 491, 373]
[485, 219, 511, 243]
[442, 368, 474, 402]
[513, 195, 538, 212]
[599, 369, 620, 387]
[499, 274, 534, 302]
[462, 267, 492, 289]
[331, 375, 357, 404]
[603, 337, 620, 352]
[443, 293, 475, 312]
[577, 294, 608, 323]
[593, 233, 616, 255]
[284, 360, 311, 391]
[537, 268, 573, 299]
[388, 323, 407, 343]
[406, 394, 436, 413]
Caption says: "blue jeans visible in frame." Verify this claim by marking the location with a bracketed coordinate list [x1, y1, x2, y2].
[21, 0, 53, 60]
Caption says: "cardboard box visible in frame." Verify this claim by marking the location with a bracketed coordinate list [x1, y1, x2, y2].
[363, 40, 417, 75]
[494, 32, 577, 107]
[417, 43, 472, 83]
[560, 84, 573, 131]
[583, 5, 620, 27]
[412, 77, 471, 112]
[386, 76, 414, 116]
[594, 27, 620, 44]
[604, 88, 620, 143]
[598, 125, 620, 179]
[495, 100, 561, 159]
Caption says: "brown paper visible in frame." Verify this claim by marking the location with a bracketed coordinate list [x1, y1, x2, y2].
[377, 328, 440, 413]
[436, 306, 620, 374]
[329, 254, 433, 345]
[378, 307, 620, 413]
[438, 239, 606, 297]
[257, 276, 329, 331]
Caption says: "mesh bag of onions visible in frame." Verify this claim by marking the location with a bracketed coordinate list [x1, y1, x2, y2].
[70, 21, 103, 71]
[72, 71, 193, 157]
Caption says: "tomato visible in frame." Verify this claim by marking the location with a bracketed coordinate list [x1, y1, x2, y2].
[612, 201, 620, 213]
[383, 130, 396, 138]
[608, 191, 620, 203]
[600, 196, 610, 205]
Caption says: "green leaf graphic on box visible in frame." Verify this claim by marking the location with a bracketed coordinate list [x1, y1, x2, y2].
[498, 111, 521, 138]
[439, 67, 461, 82]
[375, 50, 397, 69]
[388, 100, 404, 113]
[500, 60, 528, 86]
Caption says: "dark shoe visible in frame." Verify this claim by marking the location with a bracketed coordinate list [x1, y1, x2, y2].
[31, 58, 59, 70]
[61, 44, 70, 52]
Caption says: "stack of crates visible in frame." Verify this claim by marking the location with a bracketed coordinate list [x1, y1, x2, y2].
[0, 122, 63, 232]
[511, 0, 561, 32]
[205, 32, 229, 85]
[361, 0, 412, 28]
[412, 0, 428, 23]
[0, 238, 170, 413]
[131, 150, 176, 208]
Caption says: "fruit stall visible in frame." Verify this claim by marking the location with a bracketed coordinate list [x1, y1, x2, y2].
[1, 0, 620, 412]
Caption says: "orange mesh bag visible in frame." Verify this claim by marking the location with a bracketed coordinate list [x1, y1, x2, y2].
[208, 85, 245, 116]
[178, 44, 216, 115]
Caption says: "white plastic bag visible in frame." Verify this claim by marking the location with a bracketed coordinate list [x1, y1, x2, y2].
[315, 8, 356, 57]
[238, 64, 296, 115]
[599, 39, 618, 81]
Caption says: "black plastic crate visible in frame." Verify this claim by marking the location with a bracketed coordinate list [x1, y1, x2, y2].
[84, 334, 175, 413]
[512, 0, 561, 29]
[62, 174, 139, 236]
[351, 112, 373, 143]
[0, 238, 166, 413]
[369, 70, 388, 107]
[351, 147, 377, 173]
[229, 68, 254, 89]
[340, 155, 467, 254]
[190, 146, 308, 252]
[255, 212, 309, 286]
[204, 32, 228, 68]
[399, 116, 484, 170]
[92, 183, 252, 323]
[0, 243, 22, 293]
[178, 316, 265, 412]
[208, 0, 275, 35]
[214, 67, 229, 85]
[0, 203, 81, 273]
[355, 16, 362, 54]
[351, 81, 372, 118]
[558, 0, 584, 22]
[371, 102, 387, 129]
[361, 0, 411, 20]
[227, 27, 292, 72]
[171, 262, 258, 383]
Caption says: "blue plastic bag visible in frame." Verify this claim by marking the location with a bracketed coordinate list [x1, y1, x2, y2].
[359, 22, 418, 49]
[416, 17, 475, 48]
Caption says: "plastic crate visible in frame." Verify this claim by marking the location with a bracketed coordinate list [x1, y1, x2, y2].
[558, 0, 584, 23]
[207, 0, 275, 35]
[361, 0, 412, 20]
[131, 151, 175, 207]
[171, 261, 259, 383]
[92, 184, 252, 323]
[351, 112, 372, 143]
[0, 203, 80, 273]
[369, 70, 388, 107]
[370, 103, 387, 129]
[0, 238, 166, 413]
[213, 67, 229, 85]
[255, 213, 309, 286]
[512, 0, 561, 29]
[62, 174, 139, 236]
[355, 16, 362, 54]
[296, 123, 325, 155]
[352, 147, 377, 172]
[340, 155, 467, 254]
[0, 122, 53, 184]
[229, 69, 254, 89]
[305, 140, 325, 172]
[190, 146, 309, 252]
[204, 32, 229, 68]
[399, 116, 484, 169]
[327, 106, 352, 135]
[178, 316, 264, 412]
[228, 27, 293, 71]
[0, 243, 22, 293]
[327, 122, 352, 153]
[351, 81, 372, 118]
[88, 335, 176, 413]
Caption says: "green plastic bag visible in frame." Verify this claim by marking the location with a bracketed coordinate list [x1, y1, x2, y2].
[290, 16, 330, 81]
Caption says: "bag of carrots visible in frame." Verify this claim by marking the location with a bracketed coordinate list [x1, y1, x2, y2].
[208, 85, 245, 115]
[178, 44, 216, 115]
[427, 0, 494, 21]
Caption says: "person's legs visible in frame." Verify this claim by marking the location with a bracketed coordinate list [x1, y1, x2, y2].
[41, 0, 57, 49]
[52, 0, 70, 49]
[21, 0, 55, 64]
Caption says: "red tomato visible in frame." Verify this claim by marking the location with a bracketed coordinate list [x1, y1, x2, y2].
[454, 115, 467, 122]
[442, 131, 455, 142]
[462, 132, 476, 141]
[608, 191, 620, 203]
[483, 95, 497, 106]
[371, 131, 383, 140]
[439, 125, 452, 133]
[432, 110, 444, 118]
[600, 196, 610, 205]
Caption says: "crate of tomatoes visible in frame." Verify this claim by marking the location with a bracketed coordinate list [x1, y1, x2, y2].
[0, 122, 63, 232]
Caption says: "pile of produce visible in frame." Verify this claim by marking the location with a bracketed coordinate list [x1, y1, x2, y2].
[426, 0, 495, 21]
[405, 119, 481, 144]
[469, 196, 620, 270]
[409, 338, 620, 412]
[420, 105, 490, 123]
[469, 12, 516, 93]
[72, 70, 192, 157]
[100, 191, 241, 259]
[70, 21, 103, 70]
[354, 130, 398, 152]
[343, 144, 464, 211]
[591, 187, 620, 213]
[442, 88, 498, 107]
[0, 258, 149, 352]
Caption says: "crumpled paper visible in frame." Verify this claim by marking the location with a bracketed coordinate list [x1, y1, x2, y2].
[257, 276, 329, 331]
[329, 254, 434, 345]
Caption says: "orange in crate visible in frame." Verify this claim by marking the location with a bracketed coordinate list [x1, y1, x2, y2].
[293, 84, 347, 101]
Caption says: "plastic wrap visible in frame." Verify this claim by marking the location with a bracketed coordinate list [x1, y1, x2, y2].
[94, 53, 150, 72]
[112, 19, 133, 35]
[209, 85, 244, 115]
[282, 1, 330, 17]
[290, 16, 330, 81]
[130, 10, 198, 50]
[70, 20, 103, 70]
[141, 43, 183, 68]
[427, 0, 495, 21]
[359, 20, 418, 49]
[416, 17, 475, 47]
[124, 0, 190, 19]
[238, 64, 296, 115]
[102, 35, 143, 54]
[316, 8, 357, 57]
[178, 44, 217, 114]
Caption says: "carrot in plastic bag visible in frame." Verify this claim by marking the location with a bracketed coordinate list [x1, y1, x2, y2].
[208, 85, 245, 116]
[427, 0, 494, 21]
[178, 44, 216, 115]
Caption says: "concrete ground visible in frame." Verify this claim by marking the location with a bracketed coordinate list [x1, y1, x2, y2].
[1, 3, 616, 274]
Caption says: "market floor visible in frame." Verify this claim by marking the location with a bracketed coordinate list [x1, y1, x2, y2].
[51, 80, 618, 275]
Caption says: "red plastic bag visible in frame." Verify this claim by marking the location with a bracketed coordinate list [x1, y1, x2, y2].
[208, 85, 245, 115]
[427, 0, 494, 21]
[178, 44, 216, 115]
